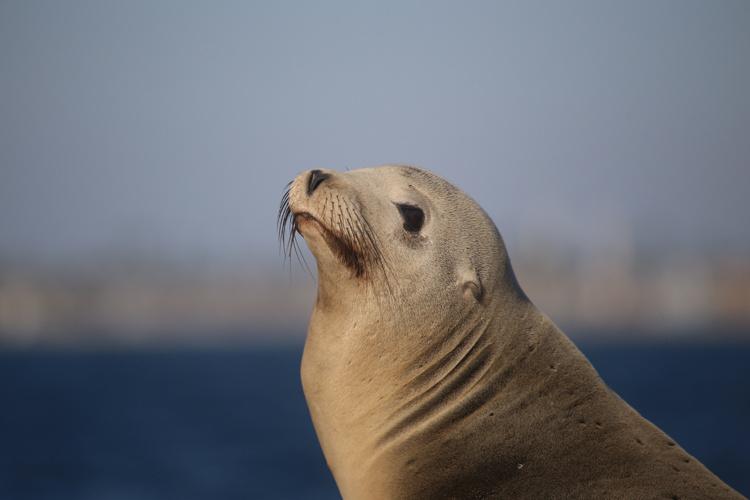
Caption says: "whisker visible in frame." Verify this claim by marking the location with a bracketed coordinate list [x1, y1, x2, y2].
[277, 180, 306, 277]
[293, 234, 314, 278]
[343, 203, 373, 274]
[360, 212, 395, 301]
[277, 179, 391, 292]
[277, 181, 293, 256]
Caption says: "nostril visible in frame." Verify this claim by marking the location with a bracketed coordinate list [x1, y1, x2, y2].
[307, 169, 330, 195]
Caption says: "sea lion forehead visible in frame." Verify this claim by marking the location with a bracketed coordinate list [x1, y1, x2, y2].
[368, 164, 442, 185]
[345, 164, 430, 181]
[335, 165, 431, 204]
[350, 165, 462, 201]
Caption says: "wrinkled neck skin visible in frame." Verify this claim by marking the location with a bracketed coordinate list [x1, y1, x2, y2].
[301, 259, 588, 499]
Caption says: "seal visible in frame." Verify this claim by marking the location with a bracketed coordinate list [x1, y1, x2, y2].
[279, 165, 743, 499]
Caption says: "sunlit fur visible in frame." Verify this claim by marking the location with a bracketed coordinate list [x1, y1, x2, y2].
[278, 165, 742, 500]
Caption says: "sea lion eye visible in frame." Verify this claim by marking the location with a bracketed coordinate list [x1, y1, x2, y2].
[397, 204, 424, 233]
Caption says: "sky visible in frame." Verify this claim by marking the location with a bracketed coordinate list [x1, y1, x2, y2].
[1, 0, 748, 269]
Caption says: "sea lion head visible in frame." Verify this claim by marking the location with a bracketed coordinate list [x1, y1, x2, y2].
[279, 165, 524, 324]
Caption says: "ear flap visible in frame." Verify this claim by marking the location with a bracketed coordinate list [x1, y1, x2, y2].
[458, 263, 484, 302]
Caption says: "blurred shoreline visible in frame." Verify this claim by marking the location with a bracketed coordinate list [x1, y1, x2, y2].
[1, 245, 748, 348]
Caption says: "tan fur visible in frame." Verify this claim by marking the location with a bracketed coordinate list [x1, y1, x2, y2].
[286, 165, 744, 500]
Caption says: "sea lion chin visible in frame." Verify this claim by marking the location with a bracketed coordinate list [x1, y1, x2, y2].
[278, 165, 743, 500]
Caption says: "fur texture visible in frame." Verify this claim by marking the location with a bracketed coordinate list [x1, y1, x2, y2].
[282, 165, 743, 500]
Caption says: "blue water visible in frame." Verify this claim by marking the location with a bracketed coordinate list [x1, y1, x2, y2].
[0, 342, 748, 499]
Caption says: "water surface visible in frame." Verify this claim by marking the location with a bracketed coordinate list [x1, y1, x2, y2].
[0, 341, 747, 499]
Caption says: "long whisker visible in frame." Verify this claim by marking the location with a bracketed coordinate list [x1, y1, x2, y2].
[277, 181, 313, 278]
[360, 212, 395, 301]
[277, 181, 293, 254]
[293, 234, 314, 277]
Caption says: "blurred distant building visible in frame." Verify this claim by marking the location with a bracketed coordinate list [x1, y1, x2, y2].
[0, 265, 314, 346]
[515, 249, 750, 334]
[1, 243, 749, 346]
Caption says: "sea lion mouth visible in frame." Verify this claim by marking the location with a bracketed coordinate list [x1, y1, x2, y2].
[277, 184, 385, 280]
[294, 211, 365, 277]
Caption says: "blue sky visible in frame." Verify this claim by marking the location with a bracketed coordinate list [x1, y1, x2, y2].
[1, 1, 748, 266]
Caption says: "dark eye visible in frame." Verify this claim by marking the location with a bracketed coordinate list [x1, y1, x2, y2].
[397, 204, 424, 233]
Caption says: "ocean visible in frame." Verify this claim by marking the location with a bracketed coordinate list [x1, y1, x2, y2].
[0, 341, 748, 499]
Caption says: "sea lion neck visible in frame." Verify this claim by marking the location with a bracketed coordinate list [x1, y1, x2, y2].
[305, 283, 539, 415]
[303, 293, 570, 499]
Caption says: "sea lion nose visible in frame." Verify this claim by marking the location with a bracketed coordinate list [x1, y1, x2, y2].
[307, 169, 330, 196]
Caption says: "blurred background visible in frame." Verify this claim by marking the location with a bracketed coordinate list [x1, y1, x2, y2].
[1, 1, 748, 498]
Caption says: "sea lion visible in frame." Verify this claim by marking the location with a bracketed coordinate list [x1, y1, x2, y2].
[278, 165, 743, 499]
